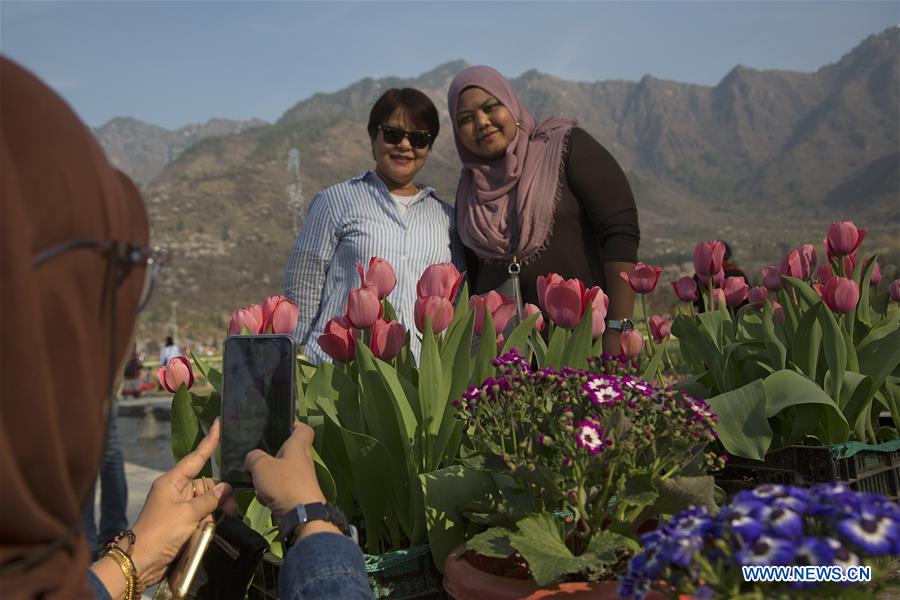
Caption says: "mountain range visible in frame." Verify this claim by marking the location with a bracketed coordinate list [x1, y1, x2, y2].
[93, 27, 900, 347]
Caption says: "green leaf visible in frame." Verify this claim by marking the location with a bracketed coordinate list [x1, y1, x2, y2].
[836, 372, 874, 436]
[469, 309, 497, 386]
[434, 312, 475, 467]
[585, 530, 640, 564]
[507, 512, 602, 587]
[190, 391, 220, 431]
[762, 302, 787, 372]
[707, 379, 772, 460]
[671, 315, 719, 373]
[309, 362, 362, 432]
[190, 350, 210, 380]
[856, 253, 879, 325]
[449, 282, 471, 334]
[501, 312, 540, 358]
[654, 475, 717, 513]
[697, 310, 728, 352]
[620, 472, 658, 511]
[561, 307, 593, 370]
[418, 317, 446, 469]
[544, 326, 569, 369]
[529, 330, 548, 366]
[791, 302, 823, 382]
[465, 526, 515, 559]
[311, 445, 337, 502]
[421, 466, 500, 571]
[763, 370, 849, 444]
[171, 384, 200, 462]
[857, 328, 900, 394]
[244, 498, 281, 557]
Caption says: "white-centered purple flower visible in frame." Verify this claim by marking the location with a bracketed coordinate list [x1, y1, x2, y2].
[576, 420, 605, 455]
[836, 513, 898, 555]
[763, 506, 804, 539]
[824, 537, 862, 569]
[793, 537, 835, 566]
[736, 535, 795, 566]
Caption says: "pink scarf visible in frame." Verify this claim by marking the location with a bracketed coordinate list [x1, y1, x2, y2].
[449, 65, 575, 263]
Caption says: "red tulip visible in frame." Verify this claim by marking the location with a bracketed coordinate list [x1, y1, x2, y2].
[262, 295, 299, 334]
[229, 304, 264, 335]
[318, 316, 357, 362]
[816, 265, 835, 287]
[619, 330, 644, 359]
[889, 279, 900, 302]
[761, 266, 783, 292]
[825, 221, 867, 258]
[469, 291, 517, 335]
[671, 276, 699, 302]
[414, 296, 454, 334]
[863, 258, 881, 285]
[620, 263, 662, 294]
[693, 240, 725, 278]
[346, 284, 382, 330]
[543, 277, 587, 328]
[748, 287, 768, 308]
[370, 319, 405, 361]
[769, 300, 785, 325]
[537, 273, 564, 309]
[523, 303, 545, 333]
[156, 356, 194, 393]
[585, 286, 609, 339]
[823, 277, 860, 314]
[357, 258, 397, 300]
[779, 244, 817, 280]
[648, 315, 671, 344]
[417, 263, 463, 301]
[723, 276, 749, 306]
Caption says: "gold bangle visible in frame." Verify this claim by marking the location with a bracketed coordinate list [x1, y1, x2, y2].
[104, 547, 135, 600]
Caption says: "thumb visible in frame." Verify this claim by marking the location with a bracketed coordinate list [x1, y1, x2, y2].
[188, 482, 227, 521]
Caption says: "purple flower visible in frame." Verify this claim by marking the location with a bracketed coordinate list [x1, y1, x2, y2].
[736, 535, 794, 566]
[763, 506, 804, 539]
[793, 537, 835, 566]
[583, 376, 623, 405]
[836, 513, 898, 555]
[576, 420, 606, 455]
[824, 537, 862, 569]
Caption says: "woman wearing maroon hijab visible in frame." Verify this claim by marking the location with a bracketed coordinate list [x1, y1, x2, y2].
[448, 66, 640, 354]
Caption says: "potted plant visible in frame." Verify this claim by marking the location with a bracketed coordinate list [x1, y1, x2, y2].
[620, 481, 900, 599]
[439, 351, 723, 598]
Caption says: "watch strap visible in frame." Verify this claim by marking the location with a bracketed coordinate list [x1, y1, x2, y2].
[279, 502, 352, 547]
[605, 318, 634, 332]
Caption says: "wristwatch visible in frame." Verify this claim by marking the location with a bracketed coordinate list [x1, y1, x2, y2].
[605, 318, 635, 332]
[278, 502, 352, 547]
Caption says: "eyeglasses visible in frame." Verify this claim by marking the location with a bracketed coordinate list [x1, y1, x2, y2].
[32, 239, 167, 313]
[377, 125, 432, 149]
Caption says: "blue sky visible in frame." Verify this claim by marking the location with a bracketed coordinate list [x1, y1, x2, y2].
[2, 1, 897, 129]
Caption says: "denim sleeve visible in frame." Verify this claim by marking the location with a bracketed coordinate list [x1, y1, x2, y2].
[86, 569, 112, 600]
[282, 191, 338, 348]
[278, 532, 373, 600]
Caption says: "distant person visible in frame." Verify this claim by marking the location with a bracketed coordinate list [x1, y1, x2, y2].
[448, 66, 640, 354]
[283, 88, 464, 364]
[159, 335, 180, 366]
[0, 57, 370, 599]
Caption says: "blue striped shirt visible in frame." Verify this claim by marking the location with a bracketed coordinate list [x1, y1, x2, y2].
[282, 170, 465, 364]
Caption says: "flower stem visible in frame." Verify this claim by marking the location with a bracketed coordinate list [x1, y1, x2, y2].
[641, 294, 655, 359]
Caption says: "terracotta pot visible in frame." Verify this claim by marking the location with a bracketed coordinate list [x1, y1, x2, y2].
[443, 545, 667, 600]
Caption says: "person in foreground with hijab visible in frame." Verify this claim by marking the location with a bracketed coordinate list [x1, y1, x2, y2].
[0, 57, 371, 599]
[448, 66, 640, 354]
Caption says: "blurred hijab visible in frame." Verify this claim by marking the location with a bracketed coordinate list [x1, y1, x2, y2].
[448, 65, 576, 263]
[0, 57, 148, 597]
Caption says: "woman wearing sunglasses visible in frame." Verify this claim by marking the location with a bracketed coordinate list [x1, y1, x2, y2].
[1, 58, 371, 599]
[283, 88, 463, 364]
[448, 66, 641, 355]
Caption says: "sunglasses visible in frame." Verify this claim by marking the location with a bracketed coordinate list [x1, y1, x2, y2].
[378, 125, 432, 149]
[33, 239, 167, 313]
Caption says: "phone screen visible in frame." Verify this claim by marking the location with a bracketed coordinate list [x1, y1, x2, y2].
[221, 335, 295, 488]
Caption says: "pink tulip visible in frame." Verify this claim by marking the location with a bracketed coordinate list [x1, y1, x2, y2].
[723, 276, 749, 307]
[823, 277, 860, 314]
[671, 276, 699, 302]
[620, 263, 662, 294]
[469, 291, 517, 335]
[585, 286, 609, 339]
[318, 316, 357, 362]
[346, 284, 382, 330]
[357, 257, 397, 300]
[648, 315, 671, 344]
[889, 280, 900, 302]
[816, 265, 835, 287]
[417, 263, 463, 301]
[711, 288, 726, 309]
[748, 287, 768, 308]
[370, 319, 405, 361]
[543, 277, 587, 328]
[619, 330, 644, 359]
[825, 221, 867, 258]
[414, 296, 454, 334]
[779, 244, 817, 281]
[769, 300, 785, 325]
[863, 258, 881, 285]
[156, 356, 194, 393]
[522, 303, 545, 333]
[262, 295, 299, 334]
[693, 240, 725, 278]
[229, 304, 264, 335]
[537, 273, 564, 309]
[761, 266, 783, 292]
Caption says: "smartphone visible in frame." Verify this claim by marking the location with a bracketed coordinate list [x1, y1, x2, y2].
[220, 334, 296, 489]
[154, 521, 216, 600]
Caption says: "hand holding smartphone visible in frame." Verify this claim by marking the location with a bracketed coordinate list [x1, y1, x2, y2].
[220, 335, 296, 489]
